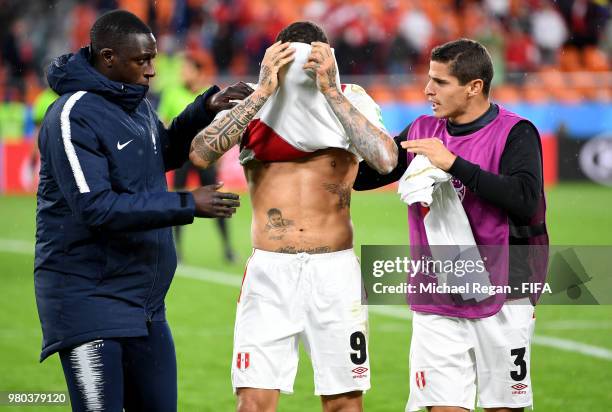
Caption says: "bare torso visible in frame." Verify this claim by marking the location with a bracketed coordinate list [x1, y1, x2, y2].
[245, 148, 359, 254]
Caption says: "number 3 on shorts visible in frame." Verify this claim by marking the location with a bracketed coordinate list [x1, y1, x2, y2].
[350, 331, 367, 365]
[510, 347, 527, 381]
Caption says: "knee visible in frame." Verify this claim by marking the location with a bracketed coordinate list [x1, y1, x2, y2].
[236, 398, 272, 412]
[321, 391, 363, 412]
[323, 406, 362, 412]
[236, 398, 260, 412]
[236, 390, 276, 412]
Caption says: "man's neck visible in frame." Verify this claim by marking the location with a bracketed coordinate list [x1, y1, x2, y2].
[449, 98, 491, 125]
[446, 103, 498, 137]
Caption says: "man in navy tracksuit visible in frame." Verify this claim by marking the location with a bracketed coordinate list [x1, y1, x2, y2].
[34, 10, 252, 411]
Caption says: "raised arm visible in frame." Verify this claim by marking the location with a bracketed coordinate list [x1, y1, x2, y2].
[303, 42, 398, 174]
[189, 42, 295, 168]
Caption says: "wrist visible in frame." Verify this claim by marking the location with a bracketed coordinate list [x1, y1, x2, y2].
[253, 88, 273, 100]
[322, 85, 341, 96]
[204, 93, 216, 113]
[442, 155, 457, 172]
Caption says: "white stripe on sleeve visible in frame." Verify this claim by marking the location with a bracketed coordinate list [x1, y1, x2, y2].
[60, 91, 90, 193]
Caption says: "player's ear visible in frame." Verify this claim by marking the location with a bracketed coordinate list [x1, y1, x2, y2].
[467, 79, 484, 97]
[100, 48, 115, 68]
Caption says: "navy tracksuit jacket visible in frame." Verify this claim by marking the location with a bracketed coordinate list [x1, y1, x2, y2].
[34, 46, 219, 361]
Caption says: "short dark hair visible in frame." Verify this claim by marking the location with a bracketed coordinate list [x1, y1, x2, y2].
[275, 21, 328, 44]
[431, 39, 493, 96]
[267, 208, 282, 217]
[90, 10, 152, 54]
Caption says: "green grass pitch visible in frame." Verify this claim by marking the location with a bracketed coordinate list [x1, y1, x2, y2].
[1, 183, 611, 411]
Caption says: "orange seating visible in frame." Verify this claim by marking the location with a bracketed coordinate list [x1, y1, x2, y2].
[583, 47, 610, 72]
[567, 72, 598, 100]
[118, 0, 149, 23]
[366, 84, 395, 104]
[491, 84, 521, 104]
[558, 46, 582, 72]
[396, 84, 426, 103]
[521, 84, 550, 103]
[548, 87, 583, 103]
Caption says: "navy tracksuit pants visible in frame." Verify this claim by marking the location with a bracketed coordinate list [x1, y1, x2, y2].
[59, 321, 177, 412]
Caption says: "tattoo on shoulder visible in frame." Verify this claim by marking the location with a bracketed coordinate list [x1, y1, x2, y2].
[322, 182, 351, 210]
[275, 246, 332, 254]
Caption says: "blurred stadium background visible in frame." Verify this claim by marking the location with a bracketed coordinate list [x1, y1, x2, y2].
[1, 0, 611, 411]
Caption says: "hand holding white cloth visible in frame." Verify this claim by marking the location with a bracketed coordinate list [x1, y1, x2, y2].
[398, 154, 492, 302]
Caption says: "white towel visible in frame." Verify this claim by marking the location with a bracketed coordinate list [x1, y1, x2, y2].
[399, 154, 492, 302]
[398, 154, 450, 207]
[255, 42, 354, 152]
[228, 42, 386, 164]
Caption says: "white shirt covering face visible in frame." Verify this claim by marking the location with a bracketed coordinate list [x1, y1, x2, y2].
[216, 42, 387, 164]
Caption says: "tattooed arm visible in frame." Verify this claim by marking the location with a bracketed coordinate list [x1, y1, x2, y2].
[190, 42, 295, 168]
[189, 91, 269, 168]
[304, 42, 398, 174]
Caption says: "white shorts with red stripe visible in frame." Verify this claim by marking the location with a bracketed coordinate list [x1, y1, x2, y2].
[231, 248, 370, 396]
[406, 298, 536, 411]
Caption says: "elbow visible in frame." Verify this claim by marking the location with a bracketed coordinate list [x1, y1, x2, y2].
[376, 165, 393, 175]
[189, 151, 211, 169]
[75, 200, 111, 230]
[375, 147, 399, 175]
[510, 191, 540, 220]
[514, 180, 542, 219]
[375, 162, 395, 175]
[518, 198, 539, 220]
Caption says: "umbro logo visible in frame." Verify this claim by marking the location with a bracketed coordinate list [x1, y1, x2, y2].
[117, 139, 134, 150]
[511, 382, 528, 394]
[352, 366, 368, 379]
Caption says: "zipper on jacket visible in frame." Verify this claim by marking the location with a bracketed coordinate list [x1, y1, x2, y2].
[142, 103, 161, 323]
[143, 217, 161, 322]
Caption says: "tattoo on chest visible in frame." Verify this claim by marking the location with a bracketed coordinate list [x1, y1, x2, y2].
[264, 208, 294, 240]
[322, 182, 351, 210]
[275, 246, 332, 254]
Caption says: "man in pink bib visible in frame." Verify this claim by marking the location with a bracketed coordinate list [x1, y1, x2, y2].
[355, 39, 548, 412]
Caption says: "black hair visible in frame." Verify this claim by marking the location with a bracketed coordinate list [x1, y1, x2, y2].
[275, 21, 328, 44]
[431, 38, 494, 96]
[90, 9, 152, 54]
[267, 208, 282, 217]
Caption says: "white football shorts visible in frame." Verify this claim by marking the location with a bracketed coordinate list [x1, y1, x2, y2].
[231, 248, 370, 396]
[407, 298, 536, 411]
